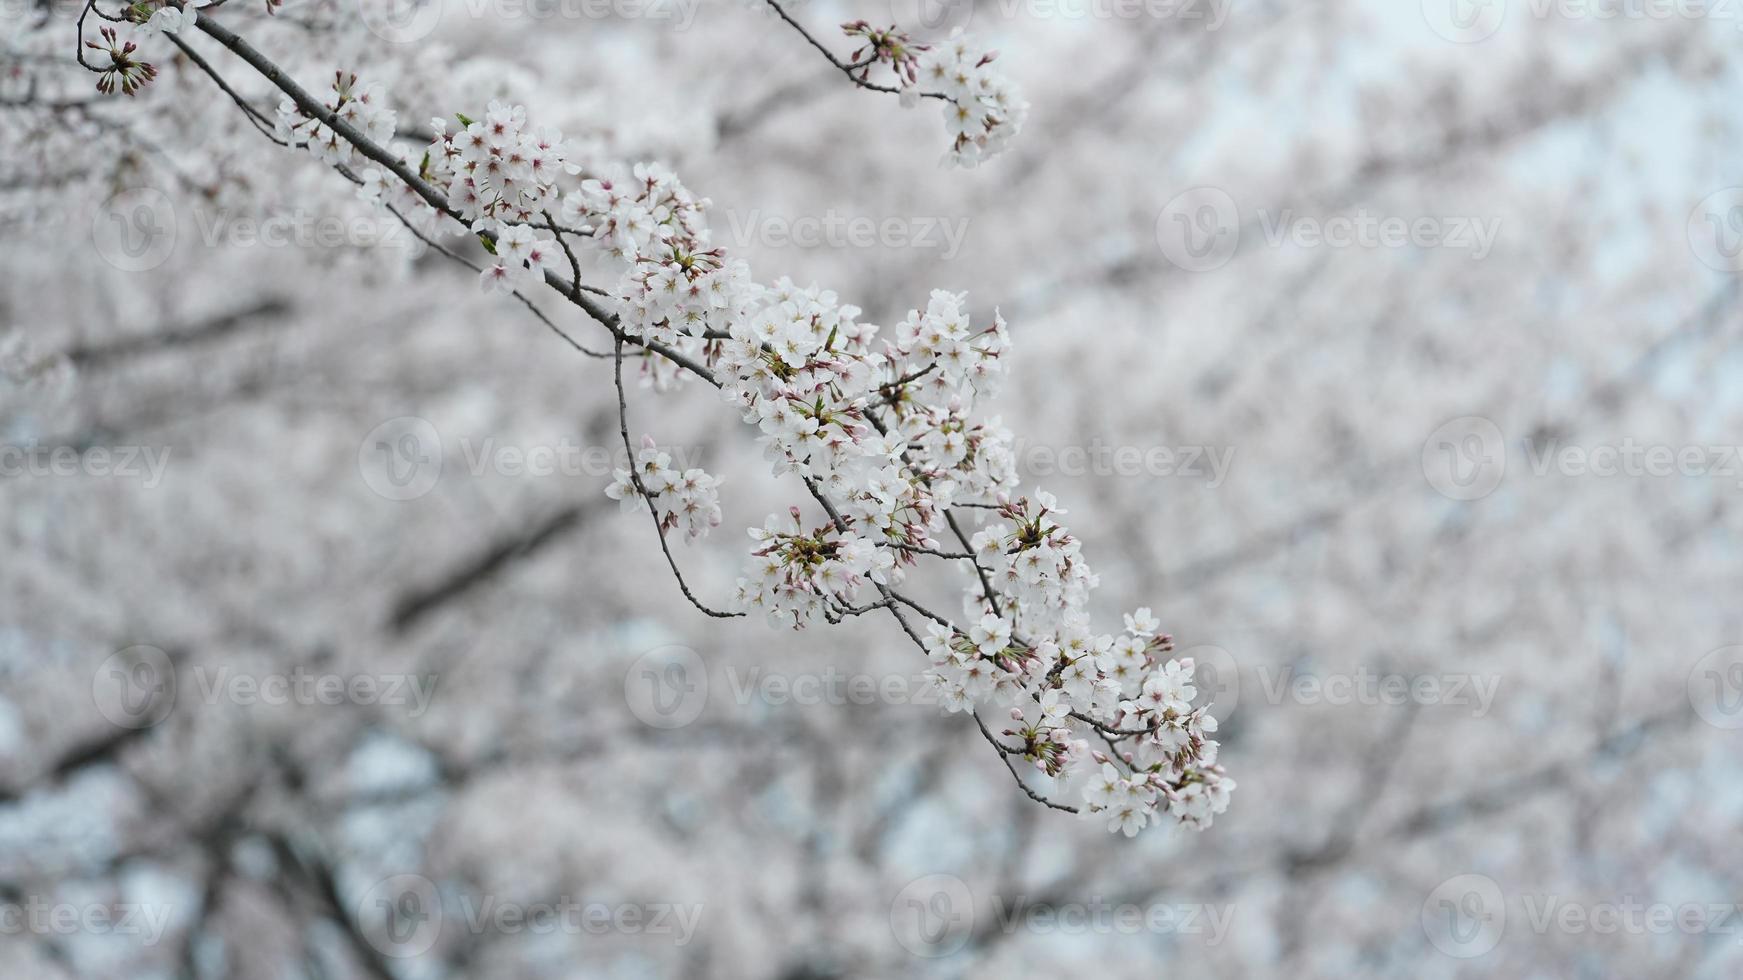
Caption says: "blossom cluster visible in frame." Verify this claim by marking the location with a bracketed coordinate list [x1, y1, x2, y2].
[843, 22, 1028, 168]
[275, 72, 398, 168]
[969, 492, 1096, 635]
[79, 2, 198, 99]
[606, 436, 723, 541]
[710, 281, 1032, 629]
[563, 163, 754, 350]
[915, 29, 1030, 168]
[921, 580, 1233, 834]
[84, 27, 158, 97]
[737, 508, 894, 626]
[424, 101, 576, 231]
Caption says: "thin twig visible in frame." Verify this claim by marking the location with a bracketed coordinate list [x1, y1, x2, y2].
[763, 0, 950, 102]
[613, 337, 745, 619]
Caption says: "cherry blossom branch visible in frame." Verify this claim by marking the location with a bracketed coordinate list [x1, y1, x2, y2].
[759, 0, 1031, 168]
[376, 196, 611, 359]
[163, 30, 287, 145]
[121, 15, 1227, 831]
[888, 542, 975, 560]
[188, 13, 712, 380]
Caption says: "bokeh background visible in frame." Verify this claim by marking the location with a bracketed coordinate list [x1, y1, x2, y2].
[4, 0, 1743, 975]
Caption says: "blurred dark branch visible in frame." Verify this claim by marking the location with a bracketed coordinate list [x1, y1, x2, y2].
[1163, 505, 1343, 589]
[0, 726, 152, 805]
[389, 500, 597, 632]
[0, 644, 187, 804]
[1384, 705, 1691, 841]
[1012, 24, 1705, 328]
[1165, 279, 1738, 595]
[262, 831, 397, 980]
[1279, 703, 1419, 878]
[715, 78, 822, 144]
[1346, 27, 1701, 188]
[64, 297, 292, 371]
